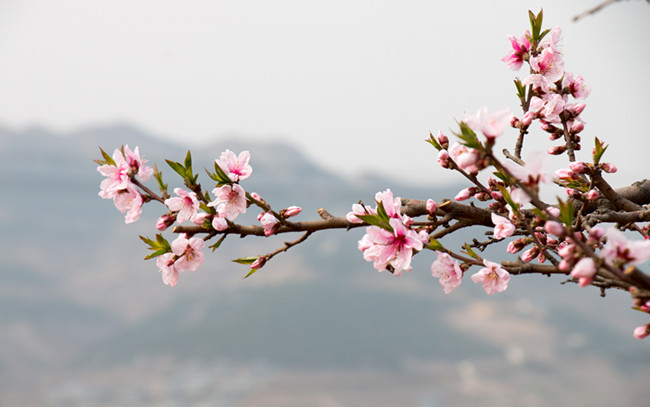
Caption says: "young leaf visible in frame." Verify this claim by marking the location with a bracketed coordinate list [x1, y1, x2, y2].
[232, 256, 259, 265]
[355, 214, 392, 231]
[153, 164, 168, 194]
[456, 121, 482, 150]
[243, 268, 259, 279]
[461, 243, 480, 260]
[557, 198, 575, 226]
[425, 237, 445, 251]
[94, 147, 117, 166]
[166, 159, 187, 179]
[592, 136, 608, 165]
[184, 150, 193, 173]
[209, 235, 227, 252]
[426, 132, 442, 150]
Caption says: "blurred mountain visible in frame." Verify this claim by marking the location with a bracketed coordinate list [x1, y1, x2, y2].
[1, 124, 649, 406]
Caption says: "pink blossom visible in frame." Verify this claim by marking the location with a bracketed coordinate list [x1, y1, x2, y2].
[359, 218, 424, 276]
[97, 151, 131, 199]
[463, 107, 513, 140]
[539, 94, 566, 123]
[258, 212, 279, 236]
[209, 184, 247, 221]
[471, 259, 510, 295]
[191, 212, 209, 226]
[112, 184, 143, 224]
[601, 228, 650, 266]
[633, 324, 650, 340]
[530, 46, 564, 82]
[570, 257, 597, 287]
[123, 145, 153, 181]
[491, 213, 515, 240]
[430, 251, 463, 294]
[165, 188, 200, 224]
[170, 234, 205, 272]
[522, 74, 552, 95]
[156, 253, 179, 287]
[563, 72, 591, 99]
[502, 151, 551, 187]
[216, 150, 253, 182]
[375, 189, 402, 218]
[501, 30, 531, 70]
[449, 142, 481, 174]
[346, 203, 375, 224]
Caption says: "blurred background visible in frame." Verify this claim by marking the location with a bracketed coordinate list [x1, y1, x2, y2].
[0, 1, 649, 406]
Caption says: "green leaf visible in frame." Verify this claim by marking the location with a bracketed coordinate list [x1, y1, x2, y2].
[166, 159, 187, 179]
[592, 136, 608, 165]
[461, 243, 480, 260]
[426, 132, 441, 150]
[456, 121, 482, 150]
[232, 256, 259, 265]
[94, 147, 117, 166]
[153, 164, 168, 194]
[140, 234, 171, 259]
[209, 235, 227, 252]
[557, 198, 575, 226]
[144, 248, 170, 260]
[425, 238, 445, 251]
[184, 150, 193, 173]
[492, 171, 509, 183]
[211, 162, 233, 185]
[243, 268, 258, 279]
[355, 214, 392, 231]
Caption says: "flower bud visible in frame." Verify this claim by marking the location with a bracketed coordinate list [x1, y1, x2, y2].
[156, 213, 176, 231]
[490, 190, 503, 200]
[521, 111, 534, 126]
[540, 121, 558, 133]
[545, 207, 560, 218]
[570, 103, 587, 116]
[548, 145, 567, 155]
[634, 324, 650, 340]
[565, 188, 582, 199]
[555, 168, 576, 180]
[437, 150, 451, 168]
[426, 199, 437, 215]
[570, 121, 585, 134]
[521, 247, 539, 262]
[569, 161, 589, 174]
[600, 163, 617, 173]
[544, 220, 564, 236]
[507, 238, 527, 254]
[436, 131, 449, 150]
[454, 187, 477, 201]
[250, 256, 267, 270]
[281, 206, 302, 218]
[586, 189, 599, 201]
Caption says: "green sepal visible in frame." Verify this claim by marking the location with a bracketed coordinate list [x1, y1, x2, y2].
[592, 137, 608, 165]
[426, 132, 442, 150]
[94, 147, 117, 166]
[209, 235, 227, 252]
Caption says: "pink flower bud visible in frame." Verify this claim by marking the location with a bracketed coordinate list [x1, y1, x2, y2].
[521, 111, 534, 126]
[569, 161, 588, 174]
[570, 257, 597, 287]
[634, 324, 650, 340]
[540, 121, 557, 133]
[426, 199, 437, 215]
[191, 212, 209, 225]
[555, 168, 576, 180]
[570, 121, 585, 134]
[600, 163, 617, 173]
[548, 145, 567, 155]
[586, 189, 599, 201]
[251, 256, 267, 270]
[437, 150, 451, 168]
[436, 131, 449, 150]
[544, 220, 564, 236]
[566, 188, 582, 199]
[250, 192, 263, 201]
[588, 226, 605, 241]
[454, 187, 477, 201]
[545, 207, 560, 218]
[156, 214, 176, 231]
[570, 103, 586, 116]
[490, 191, 503, 200]
[521, 247, 539, 263]
[282, 206, 302, 218]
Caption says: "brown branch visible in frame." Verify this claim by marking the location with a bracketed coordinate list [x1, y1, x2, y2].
[573, 0, 619, 21]
[591, 172, 643, 212]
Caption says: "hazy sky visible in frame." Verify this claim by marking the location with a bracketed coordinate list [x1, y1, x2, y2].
[0, 0, 648, 187]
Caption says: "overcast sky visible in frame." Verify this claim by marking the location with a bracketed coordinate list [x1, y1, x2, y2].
[0, 0, 648, 188]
